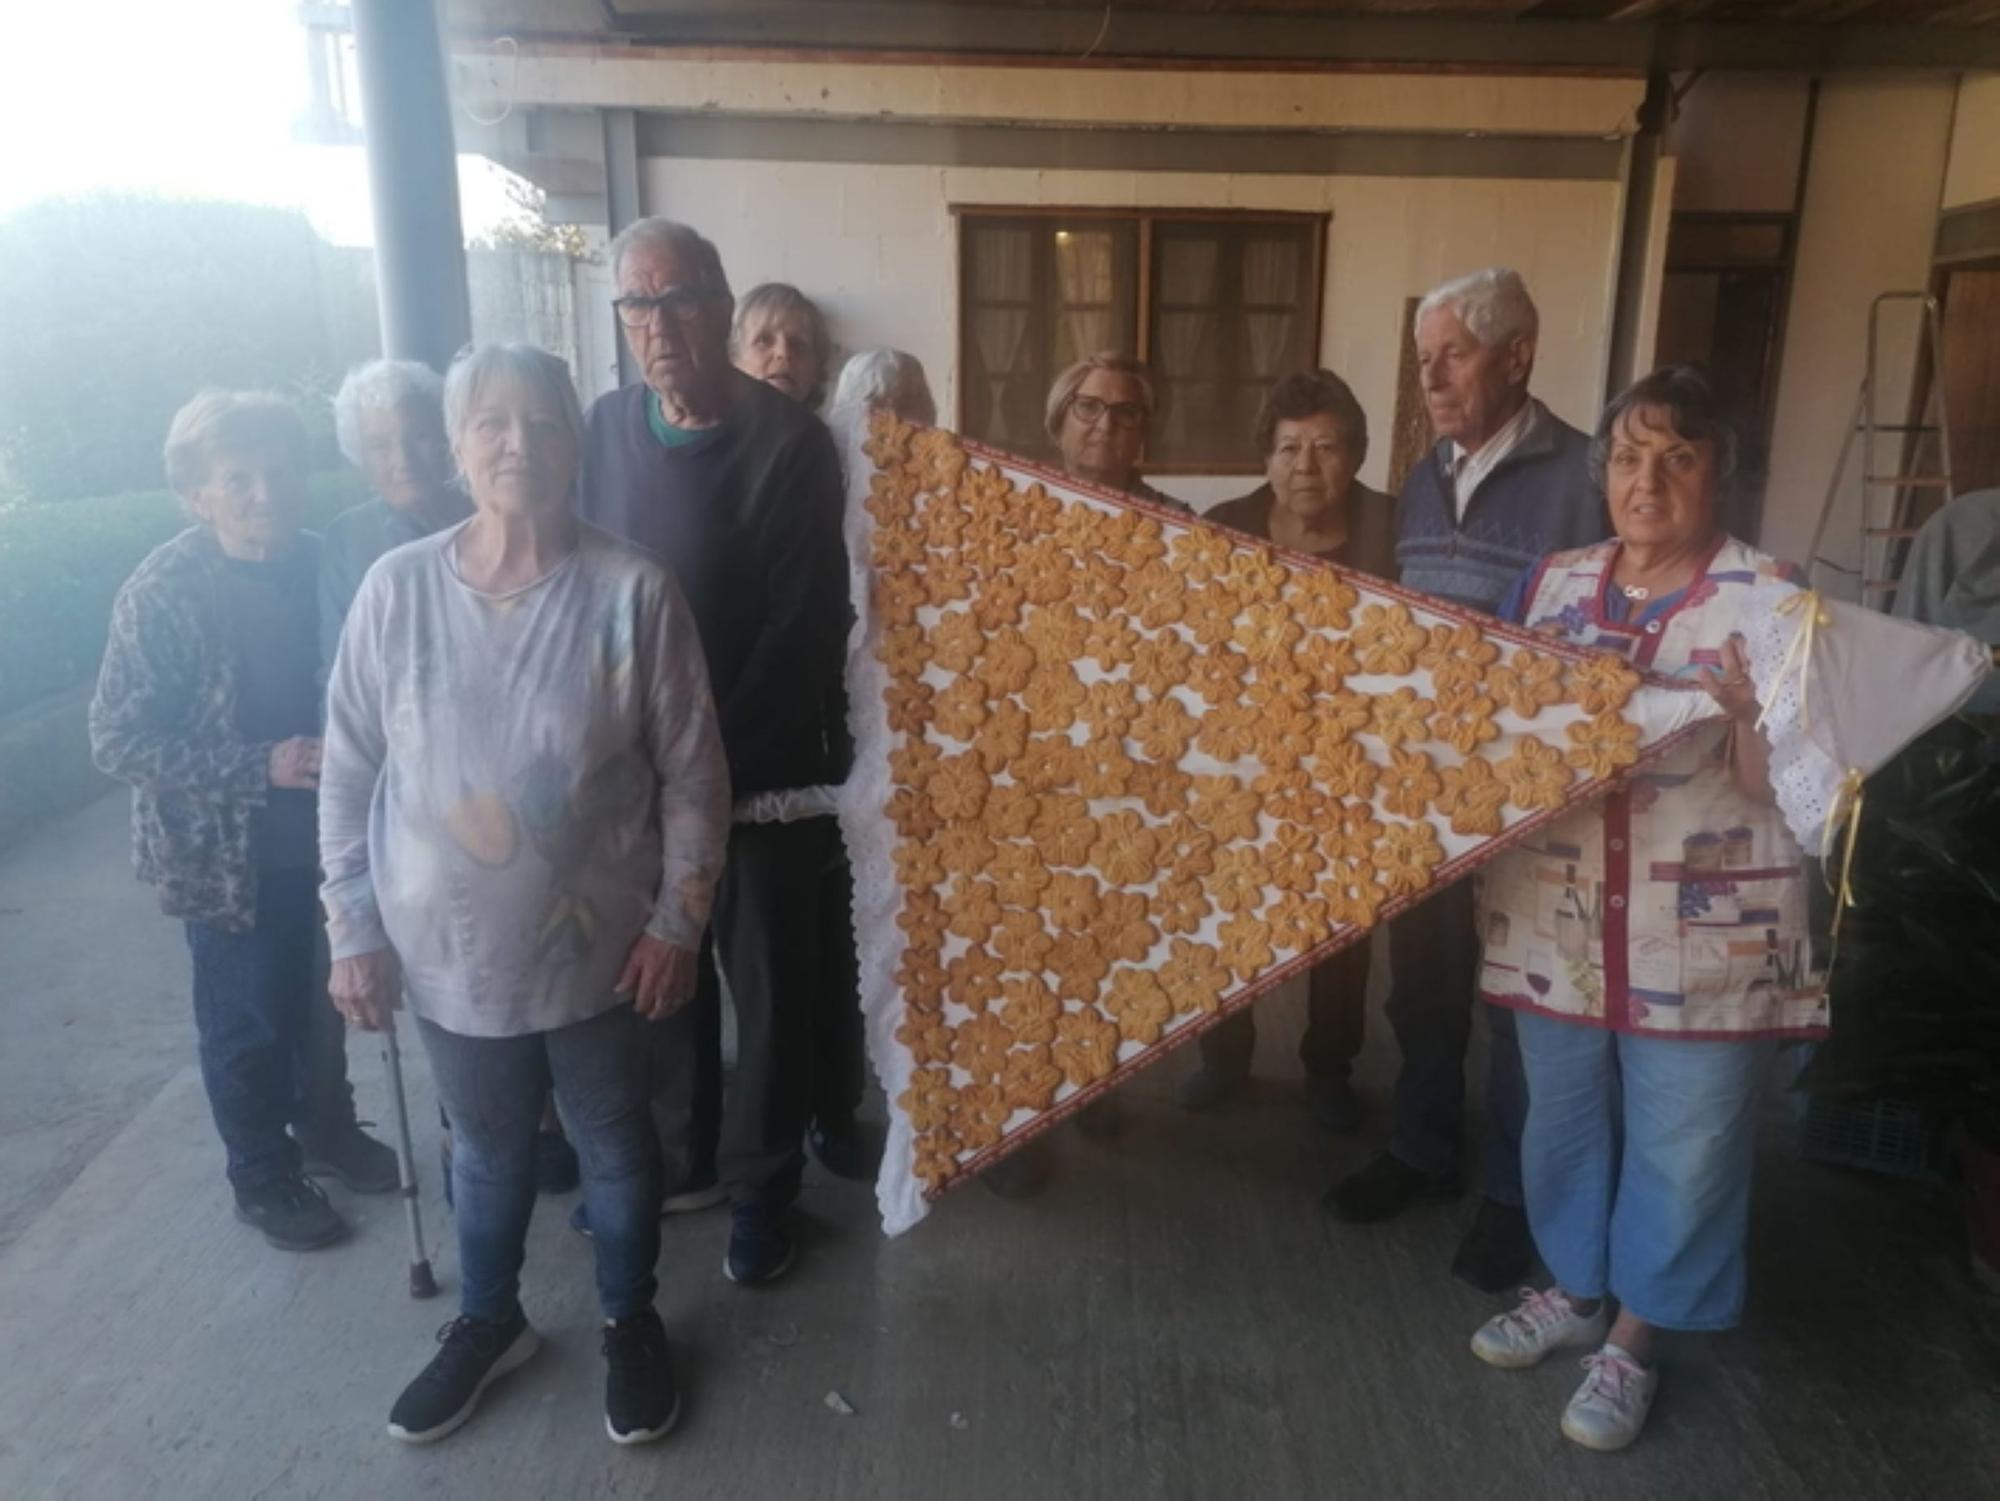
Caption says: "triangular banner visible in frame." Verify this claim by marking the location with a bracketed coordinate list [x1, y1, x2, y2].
[839, 419, 1721, 1234]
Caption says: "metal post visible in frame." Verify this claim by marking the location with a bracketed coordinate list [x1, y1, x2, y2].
[1605, 72, 1670, 395]
[351, 0, 471, 372]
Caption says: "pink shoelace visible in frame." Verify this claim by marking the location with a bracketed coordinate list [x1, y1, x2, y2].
[1577, 1346, 1647, 1408]
[1503, 1286, 1580, 1336]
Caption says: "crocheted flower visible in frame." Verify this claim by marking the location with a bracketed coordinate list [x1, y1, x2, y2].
[1325, 800, 1385, 863]
[1437, 757, 1508, 836]
[1352, 602, 1427, 676]
[1170, 527, 1237, 584]
[896, 889, 951, 948]
[1234, 602, 1304, 666]
[1077, 734, 1136, 799]
[1494, 736, 1573, 812]
[1292, 569, 1360, 630]
[1158, 938, 1231, 1016]
[1183, 585, 1245, 648]
[1051, 1009, 1121, 1087]
[1190, 775, 1263, 842]
[912, 1130, 963, 1188]
[1098, 890, 1158, 964]
[931, 610, 986, 675]
[1211, 845, 1269, 914]
[999, 975, 1062, 1045]
[1030, 794, 1098, 866]
[1022, 664, 1087, 734]
[1153, 877, 1212, 936]
[873, 571, 928, 628]
[1185, 643, 1250, 705]
[895, 952, 950, 1011]
[1256, 713, 1317, 775]
[974, 629, 1037, 695]
[1268, 889, 1332, 952]
[1165, 819, 1218, 881]
[1267, 821, 1326, 893]
[1380, 748, 1443, 820]
[944, 879, 1004, 945]
[1130, 634, 1196, 698]
[1131, 762, 1193, 819]
[949, 1082, 1013, 1150]
[895, 1011, 954, 1067]
[893, 839, 945, 892]
[1312, 740, 1381, 803]
[1082, 677, 1140, 738]
[1418, 620, 1500, 678]
[1196, 706, 1261, 763]
[1369, 686, 1435, 748]
[1048, 933, 1111, 1001]
[1011, 735, 1080, 794]
[911, 427, 968, 491]
[983, 782, 1040, 838]
[1000, 1045, 1064, 1112]
[951, 1012, 1015, 1084]
[888, 736, 941, 788]
[936, 822, 996, 878]
[928, 755, 990, 821]
[1088, 811, 1161, 888]
[992, 910, 1053, 973]
[1374, 819, 1445, 897]
[1047, 871, 1104, 932]
[1023, 603, 1091, 664]
[1299, 632, 1361, 692]
[923, 556, 975, 609]
[1217, 912, 1276, 982]
[971, 700, 1028, 773]
[1225, 547, 1288, 605]
[1429, 684, 1501, 756]
[1131, 694, 1199, 763]
[898, 1066, 957, 1132]
[886, 786, 941, 841]
[929, 676, 986, 743]
[1125, 562, 1189, 628]
[1321, 858, 1387, 930]
[1105, 968, 1173, 1045]
[970, 574, 1027, 634]
[991, 842, 1052, 909]
[1314, 689, 1373, 744]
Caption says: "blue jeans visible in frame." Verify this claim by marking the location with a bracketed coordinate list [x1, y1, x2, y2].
[184, 867, 352, 1192]
[418, 1004, 661, 1323]
[1385, 881, 1526, 1204]
[1515, 1009, 1774, 1332]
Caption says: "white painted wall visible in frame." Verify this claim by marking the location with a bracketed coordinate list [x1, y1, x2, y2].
[1759, 78, 1956, 580]
[640, 157, 1624, 504]
[1943, 73, 2000, 210]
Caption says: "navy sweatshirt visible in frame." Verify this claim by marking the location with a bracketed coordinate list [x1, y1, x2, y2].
[1393, 402, 1608, 613]
[578, 373, 852, 798]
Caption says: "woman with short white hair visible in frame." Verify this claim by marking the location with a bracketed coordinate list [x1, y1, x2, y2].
[829, 348, 937, 431]
[319, 343, 731, 1447]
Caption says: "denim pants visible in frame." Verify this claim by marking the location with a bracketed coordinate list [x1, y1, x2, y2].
[649, 817, 836, 1207]
[1384, 881, 1526, 1204]
[418, 1004, 661, 1323]
[1198, 937, 1371, 1083]
[184, 867, 353, 1192]
[1515, 1008, 1774, 1331]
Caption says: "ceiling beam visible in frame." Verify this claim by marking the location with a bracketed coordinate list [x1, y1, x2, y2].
[559, 3, 2000, 71]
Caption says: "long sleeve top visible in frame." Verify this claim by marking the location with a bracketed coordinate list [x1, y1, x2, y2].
[318, 521, 731, 1038]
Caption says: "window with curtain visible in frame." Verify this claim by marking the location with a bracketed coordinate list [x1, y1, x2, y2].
[957, 210, 1324, 472]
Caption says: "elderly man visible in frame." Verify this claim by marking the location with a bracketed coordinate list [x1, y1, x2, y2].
[578, 218, 851, 1285]
[1046, 352, 1188, 511]
[91, 391, 396, 1253]
[1325, 268, 1606, 1294]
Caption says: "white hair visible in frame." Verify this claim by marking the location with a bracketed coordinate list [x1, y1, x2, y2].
[333, 359, 444, 466]
[606, 217, 730, 296]
[1414, 267, 1540, 350]
[441, 344, 585, 456]
[830, 349, 937, 428]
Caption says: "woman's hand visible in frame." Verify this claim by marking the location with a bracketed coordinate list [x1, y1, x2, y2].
[329, 948, 400, 1031]
[268, 735, 322, 790]
[1698, 636, 1760, 722]
[617, 934, 700, 1021]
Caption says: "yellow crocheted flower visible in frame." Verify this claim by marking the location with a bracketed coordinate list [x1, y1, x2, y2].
[936, 822, 996, 878]
[1369, 686, 1435, 748]
[928, 754, 990, 821]
[945, 945, 1005, 1014]
[1211, 845, 1270, 915]
[1375, 818, 1446, 897]
[1494, 736, 1574, 812]
[1352, 602, 1427, 676]
[1088, 811, 1161, 888]
[1000, 1046, 1064, 1113]
[1047, 870, 1105, 932]
[1380, 747, 1443, 820]
[1564, 710, 1642, 778]
[1125, 563, 1189, 629]
[1487, 648, 1566, 720]
[991, 842, 1052, 909]
[1313, 740, 1381, 803]
[1567, 653, 1642, 716]
[1098, 890, 1158, 965]
[998, 975, 1062, 1045]
[1158, 938, 1231, 1016]
[1052, 1009, 1121, 1087]
[1321, 858, 1387, 930]
[974, 629, 1036, 695]
[1105, 968, 1173, 1046]
[951, 1011, 1015, 1084]
[930, 676, 987, 742]
[1429, 684, 1501, 756]
[943, 879, 1004, 945]
[1217, 912, 1276, 982]
[1130, 694, 1198, 762]
[1268, 889, 1332, 952]
[1267, 821, 1326, 894]
[1437, 757, 1508, 836]
[1190, 775, 1263, 843]
[970, 700, 1029, 773]
[931, 610, 986, 674]
[1153, 876, 1212, 936]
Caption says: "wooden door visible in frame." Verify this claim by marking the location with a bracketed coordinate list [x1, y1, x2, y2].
[1939, 267, 2000, 499]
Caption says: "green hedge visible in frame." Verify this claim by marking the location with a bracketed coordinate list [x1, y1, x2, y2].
[0, 471, 366, 721]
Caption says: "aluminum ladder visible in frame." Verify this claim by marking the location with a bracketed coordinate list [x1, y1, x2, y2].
[1804, 291, 1957, 610]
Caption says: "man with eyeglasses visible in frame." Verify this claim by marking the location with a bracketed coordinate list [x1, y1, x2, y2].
[1044, 353, 1187, 512]
[577, 218, 851, 1289]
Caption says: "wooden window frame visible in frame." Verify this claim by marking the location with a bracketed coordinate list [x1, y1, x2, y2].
[953, 205, 1329, 476]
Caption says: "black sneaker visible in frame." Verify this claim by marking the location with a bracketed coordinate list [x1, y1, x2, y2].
[723, 1204, 797, 1286]
[300, 1123, 400, 1195]
[1322, 1151, 1461, 1224]
[387, 1308, 539, 1444]
[602, 1308, 680, 1445]
[807, 1116, 885, 1181]
[234, 1174, 348, 1250]
[535, 1130, 580, 1195]
[1304, 1076, 1364, 1134]
[1450, 1197, 1536, 1293]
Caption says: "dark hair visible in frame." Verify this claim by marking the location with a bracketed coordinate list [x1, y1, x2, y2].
[1253, 370, 1369, 465]
[1590, 365, 1740, 489]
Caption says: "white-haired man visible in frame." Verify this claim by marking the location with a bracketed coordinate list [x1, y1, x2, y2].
[577, 218, 851, 1287]
[1326, 267, 1606, 1293]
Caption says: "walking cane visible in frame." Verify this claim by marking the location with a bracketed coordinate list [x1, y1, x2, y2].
[380, 1019, 439, 1299]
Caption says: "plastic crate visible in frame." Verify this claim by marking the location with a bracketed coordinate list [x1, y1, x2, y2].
[1799, 1096, 1943, 1180]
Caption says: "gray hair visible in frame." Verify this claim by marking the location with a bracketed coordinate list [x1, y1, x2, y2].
[163, 390, 308, 500]
[442, 344, 585, 458]
[607, 217, 731, 298]
[731, 283, 833, 408]
[1414, 267, 1540, 350]
[830, 349, 937, 428]
[332, 359, 444, 466]
[1044, 352, 1155, 441]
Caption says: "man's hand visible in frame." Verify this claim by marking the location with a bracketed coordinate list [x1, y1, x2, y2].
[329, 948, 400, 1032]
[616, 934, 700, 1021]
[269, 735, 322, 790]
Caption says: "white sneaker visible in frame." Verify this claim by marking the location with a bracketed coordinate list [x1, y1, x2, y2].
[1561, 1343, 1659, 1452]
[1471, 1287, 1611, 1370]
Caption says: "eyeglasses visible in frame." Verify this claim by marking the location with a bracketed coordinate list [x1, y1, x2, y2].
[1070, 394, 1147, 431]
[612, 289, 712, 329]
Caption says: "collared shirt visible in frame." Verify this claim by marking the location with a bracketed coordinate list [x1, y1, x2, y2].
[1448, 396, 1543, 521]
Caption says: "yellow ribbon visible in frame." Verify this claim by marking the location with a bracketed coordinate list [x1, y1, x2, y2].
[1819, 767, 1867, 972]
[1754, 589, 1832, 737]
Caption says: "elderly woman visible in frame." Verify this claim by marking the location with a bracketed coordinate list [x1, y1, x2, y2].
[828, 348, 938, 438]
[319, 359, 469, 670]
[1046, 352, 1187, 511]
[1466, 366, 1823, 1452]
[319, 345, 730, 1446]
[1178, 370, 1395, 1129]
[731, 282, 832, 409]
[90, 392, 396, 1256]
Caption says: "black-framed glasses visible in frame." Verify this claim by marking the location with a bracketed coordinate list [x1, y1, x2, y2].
[612, 289, 712, 329]
[1071, 394, 1147, 430]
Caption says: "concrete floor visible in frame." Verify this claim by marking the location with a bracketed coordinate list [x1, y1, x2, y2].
[2, 796, 1998, 1499]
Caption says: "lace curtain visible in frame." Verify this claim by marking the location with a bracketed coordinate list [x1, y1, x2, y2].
[968, 227, 1034, 443]
[1054, 231, 1116, 366]
[1241, 238, 1301, 379]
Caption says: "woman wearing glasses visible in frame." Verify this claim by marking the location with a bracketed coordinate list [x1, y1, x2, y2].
[1044, 353, 1187, 512]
